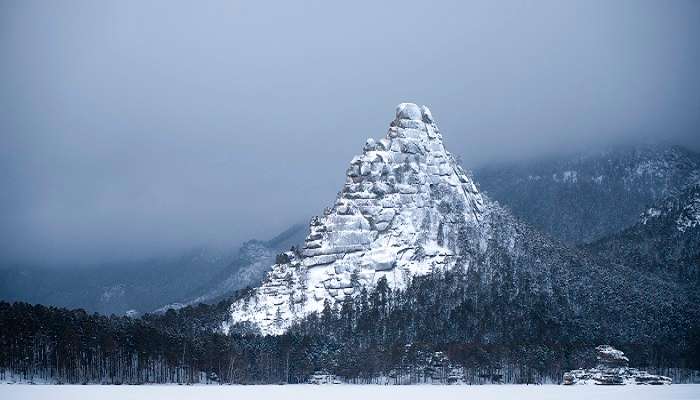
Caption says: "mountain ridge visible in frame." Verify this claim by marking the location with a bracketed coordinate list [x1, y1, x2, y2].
[225, 104, 699, 339]
[474, 144, 700, 244]
[0, 222, 308, 315]
[584, 183, 700, 285]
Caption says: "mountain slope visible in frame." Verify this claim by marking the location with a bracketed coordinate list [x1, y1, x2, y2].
[474, 145, 700, 244]
[157, 223, 307, 311]
[226, 103, 699, 340]
[0, 249, 236, 315]
[0, 223, 307, 315]
[228, 103, 485, 334]
[585, 184, 700, 285]
[2, 105, 698, 385]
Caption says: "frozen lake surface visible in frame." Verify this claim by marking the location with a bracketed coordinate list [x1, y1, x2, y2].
[2, 384, 699, 400]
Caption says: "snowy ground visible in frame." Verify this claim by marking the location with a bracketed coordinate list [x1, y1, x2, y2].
[2, 384, 698, 400]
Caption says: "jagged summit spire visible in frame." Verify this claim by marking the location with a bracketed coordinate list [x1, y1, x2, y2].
[394, 103, 434, 124]
[395, 102, 420, 120]
[227, 104, 486, 335]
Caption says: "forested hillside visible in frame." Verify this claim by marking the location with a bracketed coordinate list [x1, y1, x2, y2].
[474, 145, 700, 244]
[585, 185, 700, 286]
[3, 262, 699, 385]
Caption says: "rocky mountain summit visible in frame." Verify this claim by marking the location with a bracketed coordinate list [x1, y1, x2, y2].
[226, 103, 698, 340]
[227, 103, 488, 334]
[563, 345, 672, 385]
[3, 103, 699, 385]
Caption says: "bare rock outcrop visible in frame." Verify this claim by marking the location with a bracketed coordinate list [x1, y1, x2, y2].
[226, 103, 487, 335]
[563, 345, 671, 385]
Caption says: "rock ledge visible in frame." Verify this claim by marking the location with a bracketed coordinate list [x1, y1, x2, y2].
[563, 345, 671, 385]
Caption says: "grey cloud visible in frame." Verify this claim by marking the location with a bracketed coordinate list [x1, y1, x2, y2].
[1, 0, 699, 264]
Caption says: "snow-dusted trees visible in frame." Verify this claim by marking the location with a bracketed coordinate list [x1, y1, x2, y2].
[2, 258, 699, 385]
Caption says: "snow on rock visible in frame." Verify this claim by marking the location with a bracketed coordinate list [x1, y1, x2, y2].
[639, 184, 700, 232]
[675, 191, 700, 232]
[595, 345, 629, 367]
[396, 102, 423, 121]
[562, 170, 578, 183]
[563, 345, 671, 385]
[640, 207, 662, 224]
[226, 103, 486, 335]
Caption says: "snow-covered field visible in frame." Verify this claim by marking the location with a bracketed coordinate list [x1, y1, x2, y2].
[2, 384, 698, 400]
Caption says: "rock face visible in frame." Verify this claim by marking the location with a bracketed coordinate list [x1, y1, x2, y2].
[563, 345, 671, 385]
[595, 345, 629, 368]
[227, 103, 487, 334]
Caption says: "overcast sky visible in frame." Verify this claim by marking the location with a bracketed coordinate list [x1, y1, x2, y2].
[1, 0, 699, 265]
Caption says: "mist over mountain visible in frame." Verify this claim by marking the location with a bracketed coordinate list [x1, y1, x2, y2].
[225, 105, 700, 345]
[0, 223, 307, 315]
[585, 184, 700, 285]
[3, 104, 698, 386]
[4, 143, 699, 317]
[1, 0, 700, 388]
[474, 144, 700, 244]
[2, 1, 700, 265]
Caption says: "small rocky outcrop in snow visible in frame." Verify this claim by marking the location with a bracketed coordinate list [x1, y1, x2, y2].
[563, 345, 671, 385]
[307, 371, 342, 385]
[226, 103, 487, 335]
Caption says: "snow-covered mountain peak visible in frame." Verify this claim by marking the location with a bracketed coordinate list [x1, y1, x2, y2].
[227, 103, 487, 335]
[395, 102, 432, 123]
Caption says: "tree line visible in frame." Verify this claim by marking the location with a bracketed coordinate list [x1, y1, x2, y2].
[2, 266, 699, 384]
